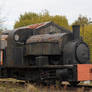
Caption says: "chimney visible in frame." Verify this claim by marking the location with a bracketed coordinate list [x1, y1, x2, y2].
[72, 25, 80, 40]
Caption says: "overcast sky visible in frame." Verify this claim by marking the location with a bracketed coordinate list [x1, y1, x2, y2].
[0, 0, 92, 29]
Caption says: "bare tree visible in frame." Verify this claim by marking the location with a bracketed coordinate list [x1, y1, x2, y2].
[0, 8, 6, 32]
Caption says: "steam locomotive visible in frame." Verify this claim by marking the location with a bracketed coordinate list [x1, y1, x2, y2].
[0, 21, 91, 85]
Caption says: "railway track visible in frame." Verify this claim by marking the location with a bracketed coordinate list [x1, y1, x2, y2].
[27, 82, 92, 92]
[0, 78, 92, 92]
[59, 84, 92, 92]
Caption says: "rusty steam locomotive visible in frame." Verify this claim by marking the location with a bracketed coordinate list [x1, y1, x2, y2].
[0, 21, 91, 85]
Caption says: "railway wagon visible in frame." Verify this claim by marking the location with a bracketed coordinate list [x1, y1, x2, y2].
[0, 21, 92, 85]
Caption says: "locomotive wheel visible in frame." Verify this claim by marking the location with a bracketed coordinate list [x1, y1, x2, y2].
[69, 81, 80, 86]
[49, 56, 61, 65]
[40, 80, 56, 86]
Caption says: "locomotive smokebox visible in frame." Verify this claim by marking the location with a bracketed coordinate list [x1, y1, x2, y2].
[72, 25, 80, 40]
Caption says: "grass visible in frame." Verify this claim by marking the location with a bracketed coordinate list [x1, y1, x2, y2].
[0, 78, 91, 92]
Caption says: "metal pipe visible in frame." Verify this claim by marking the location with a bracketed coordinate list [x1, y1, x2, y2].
[72, 25, 80, 40]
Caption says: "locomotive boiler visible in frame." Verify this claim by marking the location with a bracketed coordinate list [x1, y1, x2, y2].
[0, 21, 91, 85]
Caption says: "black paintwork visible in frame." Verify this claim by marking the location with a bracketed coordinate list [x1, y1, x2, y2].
[0, 22, 90, 85]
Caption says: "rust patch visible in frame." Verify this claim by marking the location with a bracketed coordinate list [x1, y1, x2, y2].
[27, 22, 49, 29]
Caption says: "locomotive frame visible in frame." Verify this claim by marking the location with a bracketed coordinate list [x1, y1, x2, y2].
[0, 21, 92, 85]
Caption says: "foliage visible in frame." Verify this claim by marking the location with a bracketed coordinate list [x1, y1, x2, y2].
[82, 25, 92, 62]
[73, 15, 89, 25]
[14, 11, 69, 29]
[72, 15, 92, 62]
